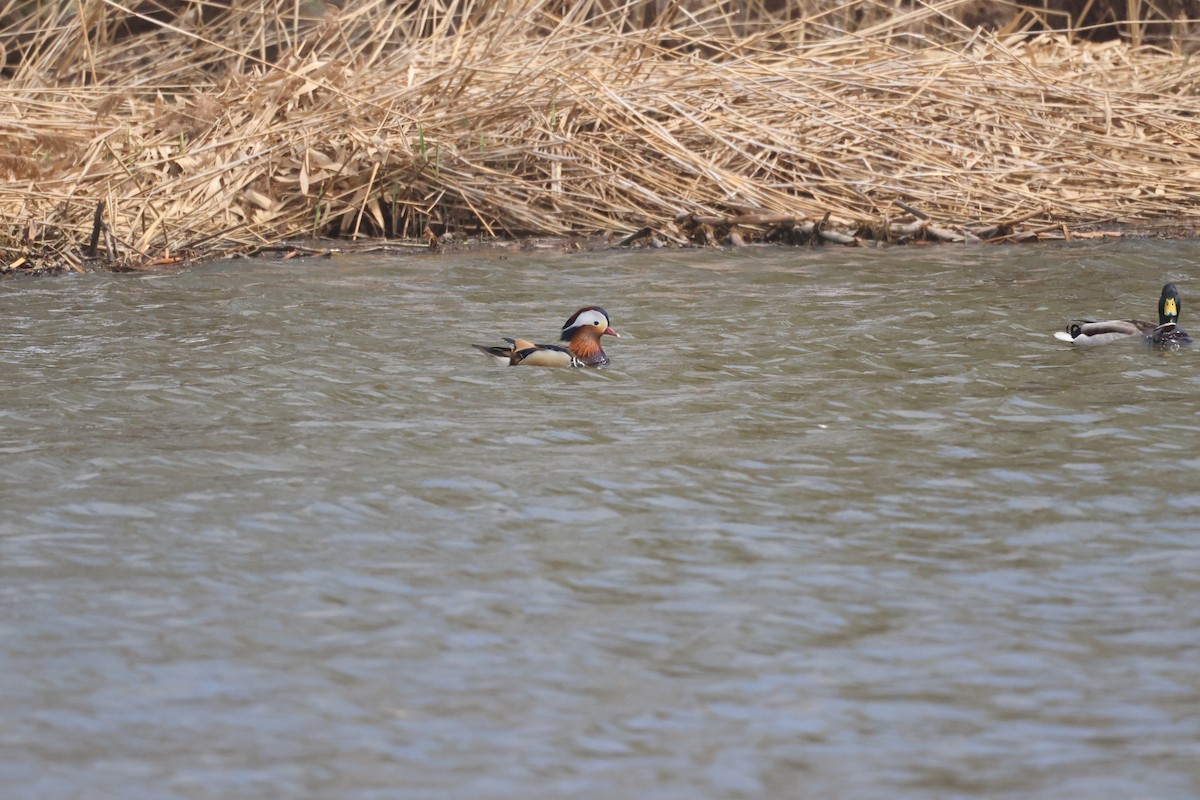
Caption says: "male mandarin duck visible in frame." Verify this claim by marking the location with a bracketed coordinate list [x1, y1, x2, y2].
[473, 306, 620, 367]
[1054, 283, 1192, 348]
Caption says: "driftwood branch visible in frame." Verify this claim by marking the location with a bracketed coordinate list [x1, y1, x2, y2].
[86, 201, 105, 258]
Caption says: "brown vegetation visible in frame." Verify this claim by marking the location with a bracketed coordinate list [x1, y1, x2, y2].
[2, 0, 1200, 274]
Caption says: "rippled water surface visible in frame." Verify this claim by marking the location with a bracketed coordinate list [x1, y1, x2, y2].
[3, 241, 1200, 798]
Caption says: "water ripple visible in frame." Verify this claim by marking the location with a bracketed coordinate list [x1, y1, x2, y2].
[2, 243, 1200, 797]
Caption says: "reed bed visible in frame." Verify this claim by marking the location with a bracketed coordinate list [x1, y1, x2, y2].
[2, 0, 1200, 273]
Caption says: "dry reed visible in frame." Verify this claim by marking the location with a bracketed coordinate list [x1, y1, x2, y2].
[2, 0, 1200, 272]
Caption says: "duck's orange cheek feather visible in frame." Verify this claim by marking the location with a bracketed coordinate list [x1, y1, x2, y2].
[569, 337, 603, 360]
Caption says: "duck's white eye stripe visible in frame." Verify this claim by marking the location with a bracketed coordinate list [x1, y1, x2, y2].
[573, 310, 607, 328]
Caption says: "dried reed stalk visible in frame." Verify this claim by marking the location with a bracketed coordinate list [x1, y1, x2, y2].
[1, 0, 1199, 271]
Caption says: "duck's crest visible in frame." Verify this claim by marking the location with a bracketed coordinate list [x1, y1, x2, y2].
[561, 306, 610, 340]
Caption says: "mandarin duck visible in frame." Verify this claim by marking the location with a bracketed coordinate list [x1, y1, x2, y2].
[473, 306, 620, 367]
[1055, 283, 1192, 348]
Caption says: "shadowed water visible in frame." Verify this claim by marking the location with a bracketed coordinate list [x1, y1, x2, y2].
[2, 241, 1200, 798]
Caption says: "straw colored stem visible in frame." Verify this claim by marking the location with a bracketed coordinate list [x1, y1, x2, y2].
[1, 0, 1199, 272]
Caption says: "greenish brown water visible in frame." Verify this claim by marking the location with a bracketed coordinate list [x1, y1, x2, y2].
[3, 241, 1200, 798]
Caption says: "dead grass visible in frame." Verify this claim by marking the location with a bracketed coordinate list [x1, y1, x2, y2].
[2, 0, 1200, 271]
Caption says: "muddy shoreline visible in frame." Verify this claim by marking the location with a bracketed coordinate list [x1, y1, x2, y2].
[5, 218, 1199, 280]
